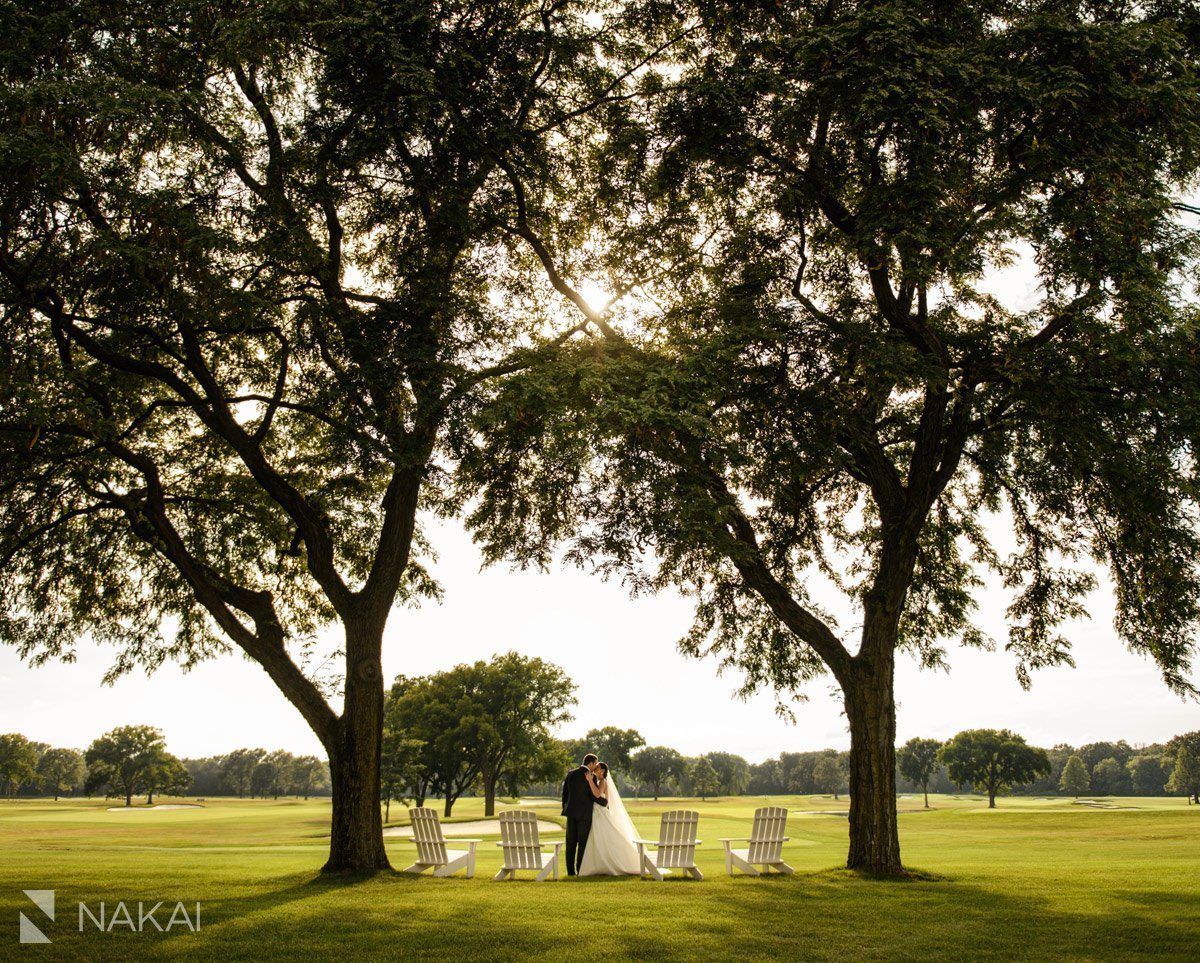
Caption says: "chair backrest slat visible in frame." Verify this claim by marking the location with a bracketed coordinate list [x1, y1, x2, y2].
[747, 806, 788, 863]
[408, 807, 449, 866]
[499, 810, 544, 870]
[656, 810, 699, 868]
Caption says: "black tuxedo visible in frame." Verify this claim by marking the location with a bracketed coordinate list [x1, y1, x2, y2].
[561, 765, 607, 875]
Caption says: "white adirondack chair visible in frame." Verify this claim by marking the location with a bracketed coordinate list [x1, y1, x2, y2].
[493, 810, 562, 881]
[635, 810, 703, 880]
[720, 805, 794, 876]
[401, 807, 480, 878]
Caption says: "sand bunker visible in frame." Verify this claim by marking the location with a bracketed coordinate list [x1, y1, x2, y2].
[384, 818, 561, 838]
[106, 804, 204, 811]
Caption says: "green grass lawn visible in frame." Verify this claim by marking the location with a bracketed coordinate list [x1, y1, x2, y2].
[0, 793, 1196, 960]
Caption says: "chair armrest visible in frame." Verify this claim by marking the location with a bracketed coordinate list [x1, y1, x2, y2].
[551, 842, 563, 852]
[719, 837, 751, 842]
[632, 838, 658, 846]
[447, 837, 482, 843]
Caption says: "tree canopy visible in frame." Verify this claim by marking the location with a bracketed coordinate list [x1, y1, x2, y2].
[941, 728, 1051, 807]
[898, 737, 943, 807]
[464, 0, 1200, 874]
[0, 0, 660, 871]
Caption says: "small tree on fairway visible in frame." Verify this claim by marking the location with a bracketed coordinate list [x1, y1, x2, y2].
[85, 726, 168, 807]
[632, 747, 685, 800]
[37, 748, 85, 800]
[1166, 742, 1200, 805]
[146, 753, 191, 805]
[380, 730, 426, 822]
[0, 733, 38, 796]
[1059, 756, 1090, 798]
[812, 754, 848, 801]
[464, 1, 1200, 877]
[690, 757, 720, 801]
[941, 730, 1050, 808]
[898, 738, 943, 808]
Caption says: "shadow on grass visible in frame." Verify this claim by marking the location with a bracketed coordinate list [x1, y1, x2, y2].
[141, 862, 1200, 961]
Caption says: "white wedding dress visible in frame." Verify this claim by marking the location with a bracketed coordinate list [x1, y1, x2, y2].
[578, 777, 641, 876]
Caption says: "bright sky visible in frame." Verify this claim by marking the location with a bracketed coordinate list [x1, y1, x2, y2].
[1, 515, 1195, 760]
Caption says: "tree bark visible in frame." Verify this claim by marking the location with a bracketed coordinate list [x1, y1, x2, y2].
[843, 653, 903, 876]
[483, 773, 497, 818]
[322, 620, 390, 873]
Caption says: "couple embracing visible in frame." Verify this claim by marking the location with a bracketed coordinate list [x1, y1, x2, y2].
[560, 753, 642, 876]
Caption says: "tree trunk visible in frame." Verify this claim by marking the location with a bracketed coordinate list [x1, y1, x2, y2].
[844, 655, 903, 876]
[125, 791, 132, 807]
[923, 785, 929, 809]
[443, 795, 453, 818]
[484, 774, 497, 818]
[322, 620, 390, 873]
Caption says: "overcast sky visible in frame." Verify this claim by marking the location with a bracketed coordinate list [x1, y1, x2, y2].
[1, 514, 1195, 761]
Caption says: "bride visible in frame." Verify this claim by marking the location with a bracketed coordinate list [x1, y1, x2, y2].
[578, 763, 642, 876]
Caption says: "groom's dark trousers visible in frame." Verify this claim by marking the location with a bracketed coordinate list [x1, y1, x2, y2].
[561, 764, 606, 875]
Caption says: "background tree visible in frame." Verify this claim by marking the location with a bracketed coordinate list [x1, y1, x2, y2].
[262, 751, 299, 798]
[498, 735, 570, 802]
[0, 733, 38, 797]
[292, 756, 330, 801]
[1059, 756, 1090, 798]
[632, 746, 685, 800]
[387, 670, 482, 817]
[582, 727, 647, 774]
[898, 738, 943, 808]
[470, 653, 575, 816]
[84, 726, 168, 807]
[689, 756, 719, 801]
[1165, 739, 1200, 804]
[37, 748, 85, 800]
[1090, 757, 1131, 796]
[380, 730, 427, 822]
[941, 730, 1050, 808]
[465, 0, 1200, 876]
[221, 749, 265, 799]
[251, 760, 278, 800]
[705, 752, 751, 796]
[1126, 755, 1168, 797]
[812, 754, 848, 801]
[0, 0, 651, 872]
[145, 752, 192, 804]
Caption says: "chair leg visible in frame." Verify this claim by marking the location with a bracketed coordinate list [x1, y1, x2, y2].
[776, 861, 795, 875]
[493, 868, 511, 881]
[731, 853, 759, 876]
[688, 866, 704, 880]
[401, 862, 430, 875]
[536, 856, 556, 882]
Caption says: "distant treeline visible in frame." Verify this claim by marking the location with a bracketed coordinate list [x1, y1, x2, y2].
[0, 729, 329, 803]
[3, 724, 1198, 808]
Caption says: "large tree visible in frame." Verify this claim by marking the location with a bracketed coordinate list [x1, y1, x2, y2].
[0, 0, 653, 870]
[465, 1, 1200, 874]
[940, 729, 1050, 808]
[1165, 732, 1200, 804]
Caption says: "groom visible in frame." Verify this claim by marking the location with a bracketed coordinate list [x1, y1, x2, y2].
[561, 752, 606, 876]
